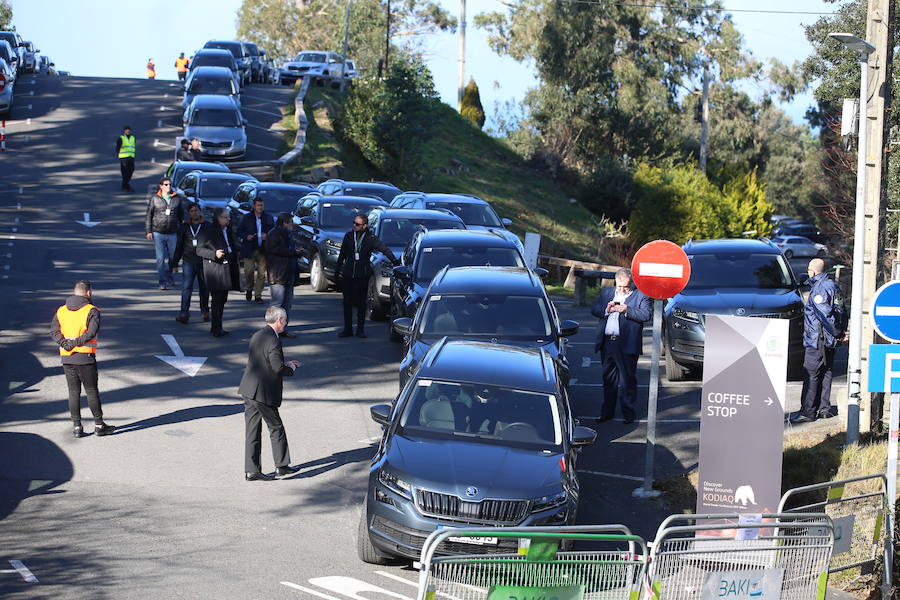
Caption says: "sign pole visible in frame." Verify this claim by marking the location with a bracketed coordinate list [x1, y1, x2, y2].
[635, 298, 664, 498]
[886, 391, 897, 595]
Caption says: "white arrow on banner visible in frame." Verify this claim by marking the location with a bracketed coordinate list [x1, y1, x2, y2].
[766, 397, 774, 406]
[76, 212, 101, 227]
[155, 334, 206, 377]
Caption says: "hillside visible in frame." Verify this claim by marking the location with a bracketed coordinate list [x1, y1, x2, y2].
[279, 86, 599, 259]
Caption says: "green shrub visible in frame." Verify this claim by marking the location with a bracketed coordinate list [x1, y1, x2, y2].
[460, 78, 485, 129]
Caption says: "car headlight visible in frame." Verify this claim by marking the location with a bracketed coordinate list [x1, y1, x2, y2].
[231, 138, 246, 150]
[531, 491, 567, 513]
[324, 239, 342, 251]
[378, 470, 412, 499]
[673, 308, 701, 323]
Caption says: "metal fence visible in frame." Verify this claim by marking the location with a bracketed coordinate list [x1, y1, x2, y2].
[647, 513, 834, 600]
[415, 526, 648, 600]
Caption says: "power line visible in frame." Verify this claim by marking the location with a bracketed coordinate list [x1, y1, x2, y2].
[557, 0, 838, 16]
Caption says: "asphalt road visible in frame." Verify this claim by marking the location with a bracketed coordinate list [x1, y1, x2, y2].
[0, 74, 848, 599]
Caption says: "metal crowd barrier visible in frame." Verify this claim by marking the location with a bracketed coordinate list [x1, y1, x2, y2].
[415, 525, 648, 600]
[647, 513, 834, 600]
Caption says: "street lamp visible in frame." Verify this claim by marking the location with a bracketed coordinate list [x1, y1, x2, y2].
[829, 32, 875, 445]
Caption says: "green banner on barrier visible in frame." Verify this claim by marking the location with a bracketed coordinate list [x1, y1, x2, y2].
[487, 585, 585, 600]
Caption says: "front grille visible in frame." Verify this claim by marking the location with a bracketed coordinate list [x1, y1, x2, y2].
[202, 141, 230, 149]
[748, 313, 781, 318]
[416, 489, 529, 525]
[371, 516, 519, 556]
[673, 339, 704, 354]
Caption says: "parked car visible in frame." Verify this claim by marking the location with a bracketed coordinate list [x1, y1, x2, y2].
[390, 192, 521, 251]
[293, 195, 389, 291]
[20, 41, 37, 73]
[663, 238, 804, 381]
[165, 160, 230, 190]
[367, 208, 466, 320]
[773, 222, 823, 243]
[182, 66, 240, 112]
[242, 41, 262, 83]
[259, 50, 277, 84]
[202, 40, 251, 86]
[769, 235, 827, 259]
[358, 338, 596, 563]
[393, 266, 578, 388]
[183, 95, 248, 160]
[0, 32, 23, 73]
[177, 171, 256, 222]
[189, 49, 242, 90]
[0, 58, 13, 117]
[318, 179, 402, 204]
[231, 181, 315, 218]
[278, 50, 349, 86]
[0, 40, 17, 83]
[388, 229, 528, 341]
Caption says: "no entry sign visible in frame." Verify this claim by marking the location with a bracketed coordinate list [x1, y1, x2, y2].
[631, 240, 691, 299]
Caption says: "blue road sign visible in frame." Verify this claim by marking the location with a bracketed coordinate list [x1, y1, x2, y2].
[868, 344, 900, 392]
[871, 281, 900, 343]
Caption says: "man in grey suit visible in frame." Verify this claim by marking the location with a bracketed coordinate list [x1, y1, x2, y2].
[238, 306, 301, 481]
[591, 268, 651, 424]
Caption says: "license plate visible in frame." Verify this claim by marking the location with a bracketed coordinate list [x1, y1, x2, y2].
[447, 536, 498, 546]
[208, 148, 226, 154]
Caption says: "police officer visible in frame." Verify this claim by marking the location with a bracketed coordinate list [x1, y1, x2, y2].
[335, 213, 396, 338]
[791, 258, 843, 424]
[116, 125, 136, 192]
[50, 280, 115, 438]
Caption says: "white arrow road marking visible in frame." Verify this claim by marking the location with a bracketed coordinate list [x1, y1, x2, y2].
[875, 306, 900, 317]
[76, 212, 101, 227]
[155, 334, 206, 377]
[3, 560, 38, 582]
[282, 582, 343, 600]
[308, 576, 413, 600]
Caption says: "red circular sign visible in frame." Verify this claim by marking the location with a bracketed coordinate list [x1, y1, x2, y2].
[630, 240, 691, 299]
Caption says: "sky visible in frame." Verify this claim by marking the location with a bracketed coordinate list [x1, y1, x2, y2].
[10, 0, 839, 127]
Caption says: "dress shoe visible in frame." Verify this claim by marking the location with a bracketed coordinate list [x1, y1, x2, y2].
[255, 297, 264, 304]
[246, 290, 253, 302]
[201, 312, 210, 322]
[789, 413, 815, 424]
[159, 284, 169, 290]
[211, 329, 230, 338]
[245, 472, 275, 482]
[280, 331, 297, 339]
[73, 425, 84, 439]
[94, 423, 116, 436]
[356, 329, 367, 338]
[175, 313, 189, 324]
[276, 465, 301, 476]
[338, 329, 354, 338]
[818, 407, 836, 419]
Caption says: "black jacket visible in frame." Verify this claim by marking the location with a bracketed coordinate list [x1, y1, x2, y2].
[237, 211, 276, 259]
[238, 326, 295, 407]
[590, 287, 652, 355]
[172, 221, 211, 268]
[50, 295, 100, 365]
[335, 229, 396, 280]
[196, 225, 241, 292]
[176, 148, 194, 161]
[145, 193, 185, 235]
[265, 225, 300, 285]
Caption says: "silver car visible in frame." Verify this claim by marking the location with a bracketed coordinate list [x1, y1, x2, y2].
[182, 66, 240, 112]
[183, 95, 248, 160]
[21, 41, 37, 73]
[0, 58, 13, 117]
[770, 235, 826, 259]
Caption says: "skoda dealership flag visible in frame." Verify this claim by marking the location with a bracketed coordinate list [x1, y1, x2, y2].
[697, 315, 788, 516]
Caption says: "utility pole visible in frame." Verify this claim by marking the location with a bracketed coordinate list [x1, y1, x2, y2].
[457, 0, 466, 109]
[340, 0, 352, 93]
[699, 62, 709, 173]
[384, 0, 391, 73]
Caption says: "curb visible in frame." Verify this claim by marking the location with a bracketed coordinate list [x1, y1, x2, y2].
[277, 76, 311, 170]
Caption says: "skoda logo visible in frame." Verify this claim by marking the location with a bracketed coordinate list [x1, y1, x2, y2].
[736, 308, 746, 316]
[465, 486, 479, 498]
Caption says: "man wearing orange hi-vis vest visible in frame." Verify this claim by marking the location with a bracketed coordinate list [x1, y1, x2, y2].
[175, 53, 190, 80]
[50, 280, 115, 439]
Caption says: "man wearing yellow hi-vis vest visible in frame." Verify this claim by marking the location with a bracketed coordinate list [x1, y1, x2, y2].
[50, 280, 115, 438]
[116, 124, 136, 192]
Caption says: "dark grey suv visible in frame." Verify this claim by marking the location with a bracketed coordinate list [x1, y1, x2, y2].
[664, 238, 804, 380]
[358, 339, 597, 563]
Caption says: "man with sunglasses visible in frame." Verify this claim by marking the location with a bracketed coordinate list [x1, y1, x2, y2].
[335, 213, 396, 338]
[144, 177, 185, 290]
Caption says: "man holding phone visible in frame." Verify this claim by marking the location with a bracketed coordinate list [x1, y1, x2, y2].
[591, 268, 651, 424]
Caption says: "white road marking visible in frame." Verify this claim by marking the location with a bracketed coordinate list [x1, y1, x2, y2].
[245, 122, 275, 131]
[309, 576, 413, 600]
[155, 334, 207, 377]
[247, 142, 278, 151]
[157, 119, 163, 128]
[356, 436, 381, 444]
[18, 187, 22, 194]
[76, 212, 101, 227]
[159, 105, 167, 111]
[29, 90, 33, 96]
[241, 106, 283, 118]
[581, 356, 591, 368]
[282, 582, 343, 600]
[8, 560, 37, 583]
[25, 118, 30, 124]
[374, 571, 466, 600]
[27, 104, 31, 110]
[580, 469, 643, 482]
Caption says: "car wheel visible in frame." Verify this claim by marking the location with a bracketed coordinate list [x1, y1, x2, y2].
[784, 249, 793, 259]
[357, 511, 391, 565]
[368, 276, 388, 321]
[664, 342, 690, 382]
[817, 249, 826, 258]
[389, 303, 403, 343]
[309, 254, 329, 292]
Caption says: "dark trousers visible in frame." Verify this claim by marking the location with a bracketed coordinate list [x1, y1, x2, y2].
[243, 397, 290, 473]
[342, 276, 367, 332]
[600, 337, 639, 420]
[800, 339, 835, 418]
[64, 363, 103, 425]
[210, 290, 228, 333]
[177, 71, 187, 81]
[180, 260, 209, 314]
[119, 157, 135, 187]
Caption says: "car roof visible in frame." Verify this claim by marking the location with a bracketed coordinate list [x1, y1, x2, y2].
[173, 161, 229, 172]
[683, 238, 781, 255]
[250, 182, 314, 190]
[337, 181, 400, 191]
[189, 66, 235, 78]
[194, 48, 232, 57]
[374, 208, 463, 222]
[189, 94, 240, 108]
[206, 40, 242, 46]
[419, 229, 516, 247]
[417, 339, 559, 394]
[319, 195, 387, 206]
[404, 192, 487, 205]
[430, 267, 543, 295]
[195, 171, 255, 181]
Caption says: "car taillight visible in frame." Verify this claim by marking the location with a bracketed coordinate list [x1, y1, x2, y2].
[559, 457, 567, 473]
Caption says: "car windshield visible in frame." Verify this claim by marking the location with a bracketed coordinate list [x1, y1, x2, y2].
[189, 77, 235, 95]
[426, 201, 502, 227]
[399, 381, 561, 448]
[686, 253, 794, 290]
[319, 203, 375, 228]
[190, 108, 241, 127]
[194, 54, 234, 70]
[245, 44, 259, 56]
[296, 53, 326, 63]
[416, 246, 524, 281]
[345, 185, 400, 203]
[419, 295, 552, 338]
[257, 188, 310, 213]
[202, 178, 246, 197]
[206, 42, 241, 58]
[378, 218, 463, 246]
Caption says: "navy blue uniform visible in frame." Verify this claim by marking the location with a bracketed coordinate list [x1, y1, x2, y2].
[800, 272, 840, 419]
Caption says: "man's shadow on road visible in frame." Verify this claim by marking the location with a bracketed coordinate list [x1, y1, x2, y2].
[113, 403, 244, 434]
[287, 445, 375, 479]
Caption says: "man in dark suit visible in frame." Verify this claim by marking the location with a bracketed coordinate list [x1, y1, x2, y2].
[196, 208, 241, 337]
[238, 306, 301, 481]
[591, 268, 651, 424]
[237, 197, 275, 304]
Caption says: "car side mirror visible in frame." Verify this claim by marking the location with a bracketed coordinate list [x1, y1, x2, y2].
[560, 320, 579, 337]
[572, 425, 597, 447]
[241, 118, 248, 126]
[370, 404, 391, 426]
[183, 189, 195, 197]
[501, 218, 512, 227]
[239, 202, 251, 212]
[533, 267, 549, 278]
[392, 265, 411, 279]
[299, 216, 315, 227]
[392, 317, 413, 336]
